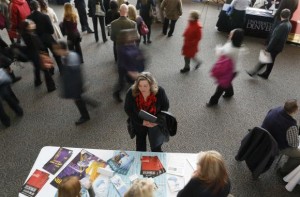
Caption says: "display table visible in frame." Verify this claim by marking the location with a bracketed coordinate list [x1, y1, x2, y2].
[19, 146, 197, 197]
[216, 4, 274, 38]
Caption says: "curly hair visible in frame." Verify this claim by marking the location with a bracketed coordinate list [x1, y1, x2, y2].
[63, 3, 78, 23]
[131, 72, 158, 97]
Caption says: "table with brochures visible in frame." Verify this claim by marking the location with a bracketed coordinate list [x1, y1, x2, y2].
[19, 146, 197, 197]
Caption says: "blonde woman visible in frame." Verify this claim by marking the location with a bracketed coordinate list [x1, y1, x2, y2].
[124, 178, 155, 197]
[124, 72, 169, 152]
[177, 151, 231, 197]
[62, 3, 83, 63]
[127, 5, 142, 44]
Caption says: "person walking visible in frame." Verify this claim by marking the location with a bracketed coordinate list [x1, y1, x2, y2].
[247, 9, 292, 79]
[180, 10, 202, 73]
[161, 0, 182, 37]
[88, 0, 107, 42]
[124, 72, 169, 152]
[207, 28, 244, 107]
[74, 0, 94, 33]
[136, 0, 155, 44]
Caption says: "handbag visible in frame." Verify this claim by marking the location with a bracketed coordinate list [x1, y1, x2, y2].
[95, 3, 105, 16]
[127, 118, 136, 139]
[139, 21, 149, 36]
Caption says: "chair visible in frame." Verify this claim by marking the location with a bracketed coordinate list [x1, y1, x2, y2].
[235, 127, 279, 179]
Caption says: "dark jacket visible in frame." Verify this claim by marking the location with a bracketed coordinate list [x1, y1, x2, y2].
[235, 127, 279, 179]
[110, 16, 136, 43]
[88, 0, 105, 17]
[261, 106, 297, 150]
[136, 0, 155, 23]
[177, 178, 231, 197]
[266, 19, 291, 53]
[274, 0, 299, 20]
[27, 10, 54, 48]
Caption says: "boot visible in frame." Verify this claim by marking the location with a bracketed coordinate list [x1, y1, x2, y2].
[9, 71, 21, 83]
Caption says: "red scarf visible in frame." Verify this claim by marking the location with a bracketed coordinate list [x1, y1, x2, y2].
[136, 93, 157, 115]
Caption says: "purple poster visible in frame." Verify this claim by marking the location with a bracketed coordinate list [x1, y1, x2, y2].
[50, 149, 100, 188]
[43, 147, 73, 175]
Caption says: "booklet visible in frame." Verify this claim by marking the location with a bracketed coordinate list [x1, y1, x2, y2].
[111, 175, 128, 197]
[43, 147, 73, 174]
[167, 175, 185, 192]
[107, 151, 134, 175]
[138, 110, 157, 123]
[20, 169, 49, 197]
[167, 156, 185, 177]
[50, 149, 104, 188]
[141, 156, 165, 178]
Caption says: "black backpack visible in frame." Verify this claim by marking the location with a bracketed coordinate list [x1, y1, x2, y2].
[160, 111, 177, 137]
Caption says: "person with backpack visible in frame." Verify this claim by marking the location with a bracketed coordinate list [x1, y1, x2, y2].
[124, 72, 170, 152]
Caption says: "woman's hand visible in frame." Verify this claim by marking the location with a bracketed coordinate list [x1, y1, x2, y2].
[143, 120, 158, 127]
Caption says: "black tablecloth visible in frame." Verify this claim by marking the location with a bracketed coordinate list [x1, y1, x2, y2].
[216, 5, 274, 38]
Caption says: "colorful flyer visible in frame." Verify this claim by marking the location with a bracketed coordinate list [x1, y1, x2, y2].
[43, 147, 73, 174]
[20, 169, 49, 197]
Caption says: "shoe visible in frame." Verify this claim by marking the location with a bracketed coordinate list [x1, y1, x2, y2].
[167, 34, 173, 37]
[75, 116, 90, 125]
[206, 103, 217, 107]
[87, 28, 94, 33]
[195, 61, 202, 70]
[147, 40, 152, 44]
[162, 32, 167, 35]
[113, 92, 123, 103]
[34, 80, 42, 87]
[47, 86, 56, 93]
[16, 108, 24, 117]
[257, 73, 268, 79]
[1, 117, 11, 127]
[223, 94, 233, 98]
[180, 68, 190, 73]
[246, 71, 255, 77]
[143, 40, 146, 45]
[103, 38, 107, 43]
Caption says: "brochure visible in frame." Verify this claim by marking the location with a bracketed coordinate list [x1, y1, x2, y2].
[43, 147, 73, 174]
[141, 156, 165, 178]
[167, 175, 185, 192]
[167, 156, 185, 177]
[50, 149, 103, 188]
[20, 169, 49, 197]
[111, 175, 128, 197]
[107, 151, 134, 175]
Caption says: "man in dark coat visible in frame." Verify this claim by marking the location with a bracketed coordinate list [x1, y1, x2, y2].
[27, 0, 63, 74]
[74, 0, 94, 33]
[247, 9, 292, 79]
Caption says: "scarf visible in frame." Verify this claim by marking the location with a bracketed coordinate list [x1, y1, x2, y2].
[135, 92, 157, 115]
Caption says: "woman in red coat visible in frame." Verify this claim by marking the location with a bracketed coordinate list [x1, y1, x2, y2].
[180, 10, 202, 73]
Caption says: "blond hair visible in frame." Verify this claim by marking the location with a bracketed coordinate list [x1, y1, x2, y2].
[63, 3, 78, 23]
[132, 72, 158, 97]
[128, 5, 137, 21]
[189, 10, 200, 21]
[58, 176, 81, 197]
[196, 150, 229, 195]
[124, 179, 155, 197]
[284, 99, 298, 114]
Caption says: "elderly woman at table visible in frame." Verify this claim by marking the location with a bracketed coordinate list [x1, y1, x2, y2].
[177, 150, 231, 197]
[125, 178, 155, 197]
[229, 0, 250, 29]
[124, 72, 169, 152]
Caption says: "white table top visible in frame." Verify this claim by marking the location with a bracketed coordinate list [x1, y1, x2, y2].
[19, 146, 197, 197]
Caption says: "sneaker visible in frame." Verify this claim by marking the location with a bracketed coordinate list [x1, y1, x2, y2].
[195, 61, 202, 70]
[180, 68, 190, 73]
[222, 94, 233, 99]
[34, 80, 42, 87]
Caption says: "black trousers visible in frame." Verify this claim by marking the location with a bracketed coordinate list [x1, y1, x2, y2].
[163, 18, 177, 36]
[136, 128, 163, 152]
[74, 98, 90, 119]
[0, 85, 23, 124]
[209, 85, 234, 105]
[142, 21, 152, 42]
[251, 51, 280, 78]
[92, 16, 106, 42]
[31, 52, 56, 91]
[76, 5, 90, 31]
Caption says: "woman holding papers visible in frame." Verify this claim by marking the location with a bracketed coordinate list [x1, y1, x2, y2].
[124, 72, 169, 152]
[177, 151, 231, 197]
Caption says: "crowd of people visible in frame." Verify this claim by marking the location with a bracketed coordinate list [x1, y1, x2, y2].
[0, 0, 299, 196]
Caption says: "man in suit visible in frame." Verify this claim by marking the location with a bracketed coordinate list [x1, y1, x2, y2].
[27, 0, 62, 74]
[247, 9, 292, 79]
[26, 1, 56, 92]
[261, 100, 300, 176]
[74, 0, 94, 33]
[110, 4, 136, 102]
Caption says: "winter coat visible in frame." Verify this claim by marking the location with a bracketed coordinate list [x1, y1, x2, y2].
[8, 0, 30, 39]
[182, 21, 202, 58]
[211, 55, 234, 88]
[161, 0, 182, 20]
